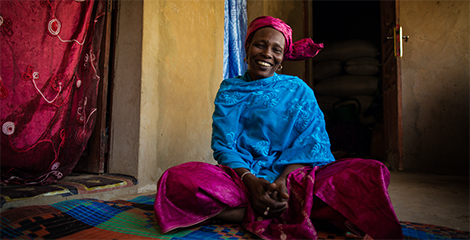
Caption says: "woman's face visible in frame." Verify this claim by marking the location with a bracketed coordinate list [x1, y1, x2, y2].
[246, 27, 285, 81]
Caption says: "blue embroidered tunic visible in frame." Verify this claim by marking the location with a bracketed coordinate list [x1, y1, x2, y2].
[211, 72, 335, 182]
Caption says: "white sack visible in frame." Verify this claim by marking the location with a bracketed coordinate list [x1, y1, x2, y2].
[314, 75, 378, 98]
[314, 39, 380, 62]
[345, 57, 380, 76]
[313, 60, 342, 80]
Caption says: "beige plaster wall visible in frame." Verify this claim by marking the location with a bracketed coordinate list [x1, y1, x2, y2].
[140, 0, 224, 192]
[401, 1, 469, 175]
[110, 0, 224, 193]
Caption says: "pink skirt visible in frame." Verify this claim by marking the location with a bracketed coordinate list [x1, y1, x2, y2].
[154, 158, 404, 239]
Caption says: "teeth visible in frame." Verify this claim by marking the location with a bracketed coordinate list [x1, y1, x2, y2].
[257, 61, 271, 67]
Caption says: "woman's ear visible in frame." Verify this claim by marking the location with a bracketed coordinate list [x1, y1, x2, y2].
[244, 44, 250, 64]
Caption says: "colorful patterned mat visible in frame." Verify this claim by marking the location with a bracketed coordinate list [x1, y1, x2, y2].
[1, 195, 468, 239]
[0, 173, 138, 208]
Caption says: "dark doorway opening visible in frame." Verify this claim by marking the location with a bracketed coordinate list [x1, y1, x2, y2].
[311, 1, 385, 161]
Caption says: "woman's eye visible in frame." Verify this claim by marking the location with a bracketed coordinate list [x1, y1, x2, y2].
[273, 48, 282, 54]
[254, 43, 265, 48]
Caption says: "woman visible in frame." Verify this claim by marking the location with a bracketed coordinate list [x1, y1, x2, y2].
[154, 16, 403, 240]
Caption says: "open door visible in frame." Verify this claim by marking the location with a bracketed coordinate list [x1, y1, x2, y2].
[74, 1, 114, 174]
[380, 0, 403, 171]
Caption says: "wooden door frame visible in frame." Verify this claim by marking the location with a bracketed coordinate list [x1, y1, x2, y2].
[74, 0, 115, 174]
[380, 0, 404, 171]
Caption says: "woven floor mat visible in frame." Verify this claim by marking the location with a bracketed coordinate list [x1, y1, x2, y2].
[1, 195, 468, 239]
[1, 173, 137, 208]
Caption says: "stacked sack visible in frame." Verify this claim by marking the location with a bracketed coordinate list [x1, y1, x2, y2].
[313, 39, 381, 126]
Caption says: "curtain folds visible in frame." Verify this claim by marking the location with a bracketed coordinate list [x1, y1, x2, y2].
[223, 0, 247, 79]
[0, 0, 106, 185]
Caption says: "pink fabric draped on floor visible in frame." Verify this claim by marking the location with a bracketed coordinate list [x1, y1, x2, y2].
[154, 158, 404, 239]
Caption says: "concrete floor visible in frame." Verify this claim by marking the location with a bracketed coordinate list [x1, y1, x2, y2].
[388, 171, 469, 231]
[2, 171, 469, 233]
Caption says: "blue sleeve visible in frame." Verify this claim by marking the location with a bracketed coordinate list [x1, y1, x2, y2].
[211, 89, 251, 170]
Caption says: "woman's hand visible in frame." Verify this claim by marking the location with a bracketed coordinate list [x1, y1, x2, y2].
[269, 178, 289, 203]
[243, 173, 288, 217]
[268, 164, 309, 210]
[235, 164, 307, 218]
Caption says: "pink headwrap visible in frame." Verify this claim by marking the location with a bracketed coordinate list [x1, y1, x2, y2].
[245, 16, 323, 61]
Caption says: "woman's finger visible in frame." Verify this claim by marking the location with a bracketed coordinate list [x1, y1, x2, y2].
[273, 179, 289, 201]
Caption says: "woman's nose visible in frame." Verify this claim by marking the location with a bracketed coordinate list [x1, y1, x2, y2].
[261, 49, 273, 58]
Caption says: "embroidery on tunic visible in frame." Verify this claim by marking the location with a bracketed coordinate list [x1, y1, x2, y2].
[218, 91, 242, 105]
[226, 132, 237, 149]
[253, 140, 270, 156]
[247, 90, 280, 108]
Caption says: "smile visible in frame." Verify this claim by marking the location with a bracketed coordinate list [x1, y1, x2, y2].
[256, 61, 272, 67]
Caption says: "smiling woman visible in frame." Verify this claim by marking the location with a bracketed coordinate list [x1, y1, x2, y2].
[245, 27, 285, 80]
[154, 16, 404, 240]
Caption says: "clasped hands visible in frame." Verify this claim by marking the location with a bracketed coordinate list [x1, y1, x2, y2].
[243, 174, 289, 218]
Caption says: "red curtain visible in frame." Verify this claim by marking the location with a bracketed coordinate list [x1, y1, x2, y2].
[1, 0, 106, 185]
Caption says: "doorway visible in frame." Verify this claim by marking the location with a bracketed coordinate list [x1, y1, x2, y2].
[311, 1, 386, 162]
[73, 0, 117, 174]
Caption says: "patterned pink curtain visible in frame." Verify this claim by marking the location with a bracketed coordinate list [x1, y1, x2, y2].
[1, 0, 106, 185]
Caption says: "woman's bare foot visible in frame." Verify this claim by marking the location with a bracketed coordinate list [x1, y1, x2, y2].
[363, 234, 374, 240]
[214, 207, 246, 223]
